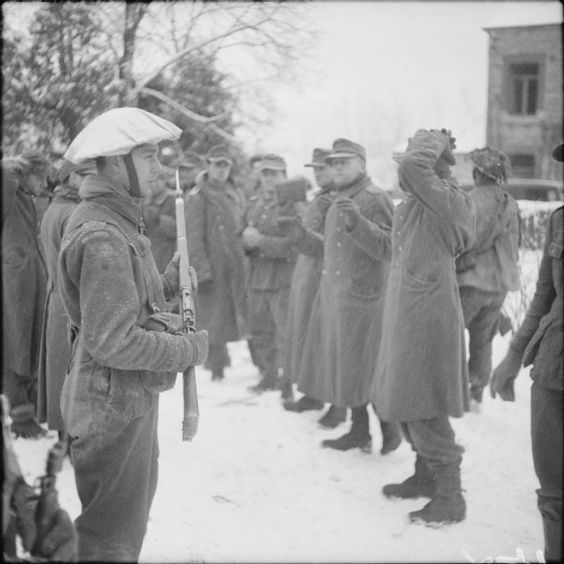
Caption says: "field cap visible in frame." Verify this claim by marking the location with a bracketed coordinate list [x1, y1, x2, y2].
[206, 144, 234, 165]
[470, 147, 512, 184]
[57, 159, 96, 183]
[552, 143, 564, 162]
[304, 148, 331, 167]
[257, 153, 286, 172]
[326, 138, 366, 161]
[64, 107, 181, 164]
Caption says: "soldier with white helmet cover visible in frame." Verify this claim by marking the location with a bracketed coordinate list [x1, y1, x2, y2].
[58, 107, 208, 561]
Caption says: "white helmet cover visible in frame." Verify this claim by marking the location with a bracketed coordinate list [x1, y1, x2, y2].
[64, 107, 182, 164]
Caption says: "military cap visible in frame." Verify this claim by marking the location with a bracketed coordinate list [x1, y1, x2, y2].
[470, 147, 512, 184]
[552, 143, 564, 163]
[57, 159, 96, 184]
[304, 148, 331, 167]
[256, 154, 286, 172]
[326, 138, 366, 161]
[206, 145, 234, 165]
[64, 107, 181, 164]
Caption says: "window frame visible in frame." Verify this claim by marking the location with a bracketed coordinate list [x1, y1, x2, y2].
[503, 54, 545, 116]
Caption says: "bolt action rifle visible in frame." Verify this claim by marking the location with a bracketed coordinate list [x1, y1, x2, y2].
[175, 169, 200, 441]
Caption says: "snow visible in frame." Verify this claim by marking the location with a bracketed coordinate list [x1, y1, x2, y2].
[12, 247, 550, 563]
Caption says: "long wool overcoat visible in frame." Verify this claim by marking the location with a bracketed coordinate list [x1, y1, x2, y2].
[283, 186, 335, 384]
[297, 175, 393, 408]
[372, 131, 475, 422]
[2, 163, 47, 378]
[185, 173, 247, 344]
[37, 183, 80, 429]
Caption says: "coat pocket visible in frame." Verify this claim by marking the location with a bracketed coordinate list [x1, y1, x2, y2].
[139, 371, 176, 393]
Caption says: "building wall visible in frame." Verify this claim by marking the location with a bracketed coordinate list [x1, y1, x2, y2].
[486, 24, 562, 180]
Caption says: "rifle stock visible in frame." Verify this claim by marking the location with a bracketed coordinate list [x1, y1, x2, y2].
[175, 170, 200, 441]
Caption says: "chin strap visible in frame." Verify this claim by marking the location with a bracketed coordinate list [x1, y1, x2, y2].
[123, 153, 141, 198]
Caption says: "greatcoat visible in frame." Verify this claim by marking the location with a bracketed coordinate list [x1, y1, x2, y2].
[185, 172, 247, 344]
[284, 185, 335, 384]
[2, 162, 47, 379]
[37, 183, 80, 429]
[297, 175, 393, 407]
[372, 131, 475, 421]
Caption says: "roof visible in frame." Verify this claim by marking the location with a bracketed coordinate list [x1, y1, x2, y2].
[483, 22, 561, 33]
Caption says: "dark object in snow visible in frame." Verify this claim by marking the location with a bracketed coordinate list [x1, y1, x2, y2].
[383, 455, 437, 499]
[321, 406, 372, 453]
[284, 395, 324, 412]
[318, 405, 347, 428]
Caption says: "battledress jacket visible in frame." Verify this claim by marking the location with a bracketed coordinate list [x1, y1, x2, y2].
[37, 183, 80, 429]
[297, 174, 393, 407]
[510, 206, 563, 390]
[372, 132, 475, 422]
[284, 184, 336, 384]
[185, 173, 247, 344]
[58, 175, 202, 446]
[1, 163, 47, 378]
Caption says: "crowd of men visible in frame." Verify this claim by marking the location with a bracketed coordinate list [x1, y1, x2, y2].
[2, 106, 562, 563]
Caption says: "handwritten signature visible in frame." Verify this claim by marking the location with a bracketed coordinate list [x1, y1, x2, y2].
[462, 547, 545, 563]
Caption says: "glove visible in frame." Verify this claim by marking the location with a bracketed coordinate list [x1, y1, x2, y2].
[142, 205, 160, 226]
[162, 253, 198, 292]
[334, 197, 362, 230]
[186, 329, 209, 367]
[10, 403, 46, 439]
[144, 312, 184, 335]
[12, 479, 37, 552]
[33, 508, 78, 561]
[316, 193, 333, 215]
[490, 348, 523, 401]
[277, 216, 307, 243]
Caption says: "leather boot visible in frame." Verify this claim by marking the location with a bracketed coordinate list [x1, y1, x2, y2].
[212, 368, 225, 381]
[318, 405, 347, 428]
[379, 419, 402, 455]
[279, 376, 294, 402]
[409, 459, 466, 526]
[284, 395, 324, 412]
[248, 370, 278, 393]
[543, 517, 562, 563]
[321, 405, 371, 453]
[383, 455, 436, 499]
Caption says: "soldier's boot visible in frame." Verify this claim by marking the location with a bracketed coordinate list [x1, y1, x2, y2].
[383, 455, 437, 499]
[408, 459, 466, 527]
[279, 375, 294, 402]
[318, 405, 347, 429]
[543, 518, 562, 563]
[10, 404, 46, 439]
[379, 419, 402, 455]
[211, 368, 225, 381]
[249, 369, 278, 393]
[284, 395, 324, 412]
[321, 405, 371, 453]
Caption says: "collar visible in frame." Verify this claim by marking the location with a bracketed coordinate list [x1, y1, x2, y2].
[336, 173, 371, 198]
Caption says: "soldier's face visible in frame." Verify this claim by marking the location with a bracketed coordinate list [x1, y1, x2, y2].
[207, 160, 232, 185]
[259, 168, 285, 193]
[25, 169, 49, 196]
[130, 144, 162, 198]
[313, 165, 334, 189]
[330, 156, 364, 187]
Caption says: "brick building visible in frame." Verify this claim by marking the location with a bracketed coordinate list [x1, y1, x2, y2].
[484, 23, 562, 180]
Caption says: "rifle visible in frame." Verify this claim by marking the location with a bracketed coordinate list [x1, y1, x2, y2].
[175, 169, 200, 441]
[31, 439, 67, 558]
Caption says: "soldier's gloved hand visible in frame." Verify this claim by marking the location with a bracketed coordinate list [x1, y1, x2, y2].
[242, 226, 262, 249]
[33, 508, 78, 561]
[316, 194, 334, 215]
[335, 197, 362, 230]
[145, 312, 184, 335]
[163, 254, 197, 292]
[142, 205, 160, 226]
[490, 348, 522, 401]
[186, 330, 209, 366]
[277, 216, 306, 243]
[10, 402, 46, 439]
[12, 480, 38, 552]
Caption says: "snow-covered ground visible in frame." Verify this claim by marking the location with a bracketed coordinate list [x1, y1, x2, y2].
[13, 201, 559, 563]
[13, 332, 545, 564]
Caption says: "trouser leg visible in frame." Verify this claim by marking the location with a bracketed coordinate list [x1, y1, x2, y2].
[531, 382, 563, 562]
[72, 403, 159, 562]
[207, 343, 230, 378]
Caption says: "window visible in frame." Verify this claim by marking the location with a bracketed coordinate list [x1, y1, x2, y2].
[509, 154, 535, 178]
[508, 63, 539, 115]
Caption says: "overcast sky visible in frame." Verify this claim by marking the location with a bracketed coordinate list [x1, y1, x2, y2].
[241, 1, 562, 186]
